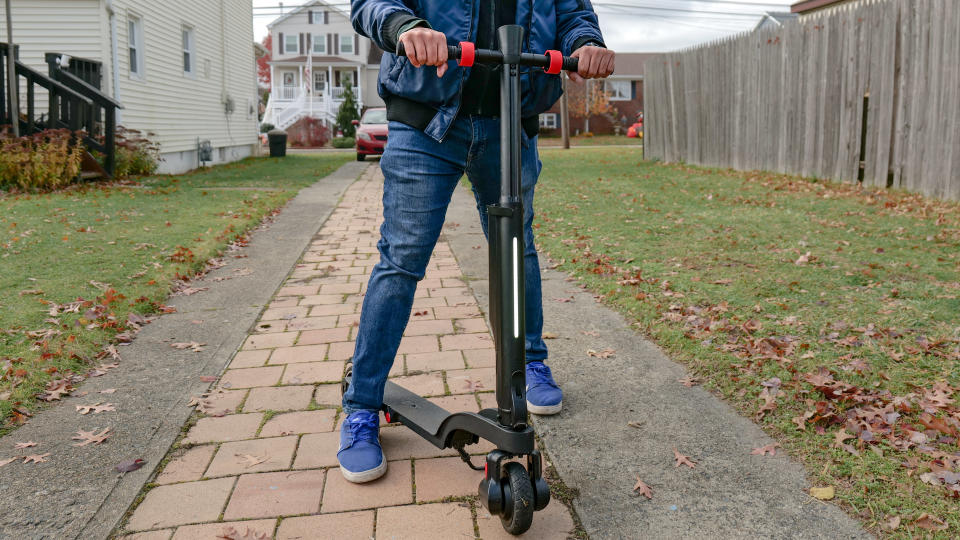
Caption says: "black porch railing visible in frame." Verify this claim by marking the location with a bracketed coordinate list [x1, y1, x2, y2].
[0, 44, 122, 177]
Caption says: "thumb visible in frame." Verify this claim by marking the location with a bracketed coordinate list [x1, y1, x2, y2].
[568, 72, 584, 83]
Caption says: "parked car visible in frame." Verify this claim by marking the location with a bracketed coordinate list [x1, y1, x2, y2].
[354, 107, 388, 161]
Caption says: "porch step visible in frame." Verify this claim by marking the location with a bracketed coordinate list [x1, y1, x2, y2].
[79, 150, 108, 181]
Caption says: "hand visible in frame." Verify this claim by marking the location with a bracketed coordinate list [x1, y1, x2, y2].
[398, 27, 449, 77]
[569, 46, 615, 83]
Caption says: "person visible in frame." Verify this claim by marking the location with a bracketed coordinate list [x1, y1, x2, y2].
[340, 0, 615, 483]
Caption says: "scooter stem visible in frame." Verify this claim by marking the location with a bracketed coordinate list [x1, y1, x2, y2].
[489, 25, 528, 430]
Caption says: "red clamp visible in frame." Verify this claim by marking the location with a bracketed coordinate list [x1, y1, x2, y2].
[544, 50, 563, 74]
[458, 41, 476, 67]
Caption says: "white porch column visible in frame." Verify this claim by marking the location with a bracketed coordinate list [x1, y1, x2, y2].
[270, 65, 276, 96]
[356, 65, 362, 110]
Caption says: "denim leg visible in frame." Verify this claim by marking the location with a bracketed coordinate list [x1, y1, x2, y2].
[464, 117, 549, 363]
[343, 120, 470, 413]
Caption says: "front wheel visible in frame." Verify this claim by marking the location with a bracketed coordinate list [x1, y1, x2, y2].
[500, 462, 534, 535]
[356, 153, 365, 161]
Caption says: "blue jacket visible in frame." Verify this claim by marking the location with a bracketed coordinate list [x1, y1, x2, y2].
[351, 0, 604, 141]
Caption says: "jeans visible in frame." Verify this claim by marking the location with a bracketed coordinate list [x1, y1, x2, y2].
[342, 115, 547, 414]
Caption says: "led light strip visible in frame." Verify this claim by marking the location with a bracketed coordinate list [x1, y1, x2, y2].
[513, 237, 519, 338]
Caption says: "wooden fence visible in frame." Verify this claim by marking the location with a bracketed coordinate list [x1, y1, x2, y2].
[643, 0, 960, 201]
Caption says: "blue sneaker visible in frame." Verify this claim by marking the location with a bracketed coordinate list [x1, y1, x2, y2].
[526, 361, 563, 415]
[337, 410, 387, 483]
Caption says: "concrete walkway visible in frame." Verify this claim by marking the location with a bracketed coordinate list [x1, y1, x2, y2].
[116, 166, 578, 539]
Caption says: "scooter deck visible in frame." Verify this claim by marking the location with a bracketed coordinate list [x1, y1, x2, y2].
[381, 380, 535, 455]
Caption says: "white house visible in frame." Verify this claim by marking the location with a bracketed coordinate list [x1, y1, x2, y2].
[261, 0, 385, 133]
[1, 0, 259, 174]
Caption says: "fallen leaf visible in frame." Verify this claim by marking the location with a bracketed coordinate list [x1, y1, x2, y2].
[115, 458, 146, 473]
[795, 251, 811, 265]
[199, 376, 218, 382]
[581, 330, 600, 336]
[14, 442, 37, 449]
[542, 332, 559, 339]
[553, 297, 573, 303]
[0, 457, 16, 468]
[750, 443, 780, 456]
[882, 516, 900, 531]
[72, 428, 111, 447]
[587, 348, 616, 359]
[462, 379, 485, 392]
[23, 453, 50, 464]
[633, 477, 653, 499]
[810, 486, 834, 500]
[171, 342, 206, 352]
[100, 388, 117, 394]
[913, 513, 948, 532]
[19, 289, 44, 296]
[236, 453, 268, 468]
[678, 377, 700, 387]
[218, 525, 269, 540]
[627, 421, 645, 429]
[673, 448, 696, 469]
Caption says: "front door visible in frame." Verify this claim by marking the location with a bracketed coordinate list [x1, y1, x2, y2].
[281, 71, 297, 99]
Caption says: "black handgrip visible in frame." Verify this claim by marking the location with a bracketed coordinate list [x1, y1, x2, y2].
[562, 57, 579, 72]
[395, 42, 462, 61]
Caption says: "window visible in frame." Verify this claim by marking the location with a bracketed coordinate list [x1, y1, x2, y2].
[284, 34, 298, 54]
[605, 79, 631, 101]
[339, 34, 354, 54]
[182, 26, 195, 76]
[127, 15, 144, 77]
[312, 33, 326, 54]
[313, 71, 326, 93]
[539, 113, 557, 129]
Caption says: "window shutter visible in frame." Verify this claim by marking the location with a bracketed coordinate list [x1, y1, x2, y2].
[324, 11, 329, 24]
[334, 33, 339, 55]
[354, 35, 359, 55]
[299, 33, 304, 54]
[631, 81, 636, 100]
[307, 34, 312, 53]
[327, 34, 332, 55]
[278, 32, 284, 54]
[308, 10, 313, 24]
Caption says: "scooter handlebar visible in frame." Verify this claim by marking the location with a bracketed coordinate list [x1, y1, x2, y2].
[395, 42, 578, 74]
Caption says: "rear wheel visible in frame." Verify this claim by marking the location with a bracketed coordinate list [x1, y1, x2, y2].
[356, 153, 365, 161]
[500, 462, 534, 535]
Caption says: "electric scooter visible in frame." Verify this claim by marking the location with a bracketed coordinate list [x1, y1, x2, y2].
[342, 25, 579, 535]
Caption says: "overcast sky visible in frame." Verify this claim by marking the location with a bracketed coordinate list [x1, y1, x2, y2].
[252, 0, 797, 52]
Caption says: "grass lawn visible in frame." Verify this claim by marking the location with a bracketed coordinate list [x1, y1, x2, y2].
[538, 134, 641, 147]
[0, 154, 350, 434]
[534, 147, 960, 538]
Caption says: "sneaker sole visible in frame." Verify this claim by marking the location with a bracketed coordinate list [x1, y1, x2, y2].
[340, 459, 387, 484]
[527, 400, 562, 415]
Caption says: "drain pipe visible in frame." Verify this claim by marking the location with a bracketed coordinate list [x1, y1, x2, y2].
[105, 0, 122, 123]
[5, 0, 19, 135]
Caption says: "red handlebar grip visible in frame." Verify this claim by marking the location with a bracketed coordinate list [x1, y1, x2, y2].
[544, 50, 563, 74]
[458, 41, 476, 67]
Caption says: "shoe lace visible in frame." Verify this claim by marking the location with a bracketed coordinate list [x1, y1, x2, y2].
[348, 414, 379, 444]
[527, 363, 557, 388]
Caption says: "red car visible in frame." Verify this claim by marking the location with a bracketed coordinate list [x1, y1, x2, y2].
[354, 107, 388, 161]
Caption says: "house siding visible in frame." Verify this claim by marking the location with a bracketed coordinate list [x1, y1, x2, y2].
[111, 0, 258, 170]
[3, 0, 258, 174]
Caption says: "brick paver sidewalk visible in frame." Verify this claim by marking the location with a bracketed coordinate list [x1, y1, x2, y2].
[120, 166, 576, 539]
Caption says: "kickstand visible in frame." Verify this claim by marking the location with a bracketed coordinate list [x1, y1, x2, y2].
[456, 445, 485, 471]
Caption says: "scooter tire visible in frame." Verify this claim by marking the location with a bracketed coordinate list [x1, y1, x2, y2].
[500, 462, 535, 535]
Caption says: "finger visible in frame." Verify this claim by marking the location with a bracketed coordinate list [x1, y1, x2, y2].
[599, 53, 614, 77]
[568, 71, 584, 83]
[437, 62, 448, 77]
[583, 51, 600, 78]
[415, 37, 430, 66]
[437, 39, 448, 65]
[424, 37, 438, 66]
[405, 39, 421, 66]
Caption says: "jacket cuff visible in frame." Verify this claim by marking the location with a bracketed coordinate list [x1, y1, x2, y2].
[572, 36, 606, 52]
[382, 12, 430, 52]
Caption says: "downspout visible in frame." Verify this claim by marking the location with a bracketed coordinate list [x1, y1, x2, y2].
[105, 0, 121, 122]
